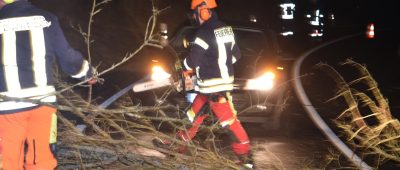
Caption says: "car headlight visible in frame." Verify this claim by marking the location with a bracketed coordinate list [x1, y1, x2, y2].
[151, 66, 171, 81]
[245, 71, 275, 91]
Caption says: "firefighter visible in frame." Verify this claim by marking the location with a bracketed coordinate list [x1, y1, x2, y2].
[0, 0, 96, 169]
[158, 0, 253, 168]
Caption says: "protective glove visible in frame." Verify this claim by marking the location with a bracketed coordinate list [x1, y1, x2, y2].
[87, 77, 98, 85]
[86, 68, 103, 85]
[174, 60, 183, 71]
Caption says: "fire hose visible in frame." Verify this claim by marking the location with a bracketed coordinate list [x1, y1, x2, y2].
[292, 33, 372, 170]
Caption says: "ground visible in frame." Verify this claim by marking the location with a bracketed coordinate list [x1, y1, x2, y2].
[243, 123, 353, 170]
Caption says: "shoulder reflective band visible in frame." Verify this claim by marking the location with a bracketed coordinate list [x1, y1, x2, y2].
[49, 113, 57, 144]
[4, 0, 15, 4]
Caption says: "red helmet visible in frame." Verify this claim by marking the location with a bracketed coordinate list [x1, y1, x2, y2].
[191, 0, 217, 10]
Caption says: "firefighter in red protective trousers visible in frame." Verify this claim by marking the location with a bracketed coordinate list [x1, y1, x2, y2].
[157, 0, 254, 168]
[0, 0, 96, 169]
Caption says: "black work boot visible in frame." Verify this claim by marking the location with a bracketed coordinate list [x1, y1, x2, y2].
[237, 153, 255, 169]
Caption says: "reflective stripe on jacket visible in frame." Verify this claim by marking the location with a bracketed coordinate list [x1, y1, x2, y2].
[183, 13, 241, 94]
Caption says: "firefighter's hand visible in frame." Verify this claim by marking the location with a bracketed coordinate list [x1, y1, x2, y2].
[87, 77, 97, 85]
[86, 68, 103, 85]
[183, 70, 193, 77]
[86, 77, 104, 85]
[174, 60, 182, 71]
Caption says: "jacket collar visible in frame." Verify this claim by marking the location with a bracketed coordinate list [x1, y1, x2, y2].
[202, 12, 219, 27]
[0, 0, 29, 15]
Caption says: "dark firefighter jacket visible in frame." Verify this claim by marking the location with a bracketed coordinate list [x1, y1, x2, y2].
[0, 0, 92, 113]
[183, 13, 241, 94]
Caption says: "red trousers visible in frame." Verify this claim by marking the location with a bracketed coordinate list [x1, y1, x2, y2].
[178, 93, 250, 155]
[0, 106, 57, 170]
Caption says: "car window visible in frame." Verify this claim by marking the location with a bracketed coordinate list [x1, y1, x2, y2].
[234, 28, 268, 59]
[232, 28, 271, 78]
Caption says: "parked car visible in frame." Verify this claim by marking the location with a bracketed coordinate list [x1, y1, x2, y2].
[96, 23, 294, 131]
[130, 24, 295, 131]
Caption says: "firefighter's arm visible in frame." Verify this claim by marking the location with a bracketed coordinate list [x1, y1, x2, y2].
[232, 42, 242, 64]
[49, 16, 94, 81]
[175, 59, 193, 77]
[182, 37, 208, 71]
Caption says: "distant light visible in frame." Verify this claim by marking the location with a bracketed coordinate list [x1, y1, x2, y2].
[249, 15, 257, 23]
[280, 31, 294, 36]
[366, 23, 375, 39]
[308, 9, 324, 26]
[280, 3, 295, 20]
[367, 31, 375, 39]
[310, 19, 320, 26]
[369, 23, 375, 30]
[309, 29, 323, 37]
[159, 23, 169, 46]
[160, 23, 168, 38]
[330, 14, 335, 20]
[277, 66, 284, 70]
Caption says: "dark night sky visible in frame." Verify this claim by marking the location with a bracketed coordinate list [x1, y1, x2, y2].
[31, 0, 398, 34]
[29, 0, 398, 74]
[26, 0, 400, 113]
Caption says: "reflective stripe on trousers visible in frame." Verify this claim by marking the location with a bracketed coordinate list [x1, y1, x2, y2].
[179, 93, 250, 156]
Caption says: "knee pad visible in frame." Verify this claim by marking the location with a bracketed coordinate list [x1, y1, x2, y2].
[210, 93, 227, 103]
[228, 119, 249, 143]
[231, 141, 250, 156]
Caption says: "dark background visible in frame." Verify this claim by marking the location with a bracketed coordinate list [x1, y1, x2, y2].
[30, 0, 398, 63]
[21, 1, 399, 168]
[27, 0, 399, 111]
[26, 0, 398, 104]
